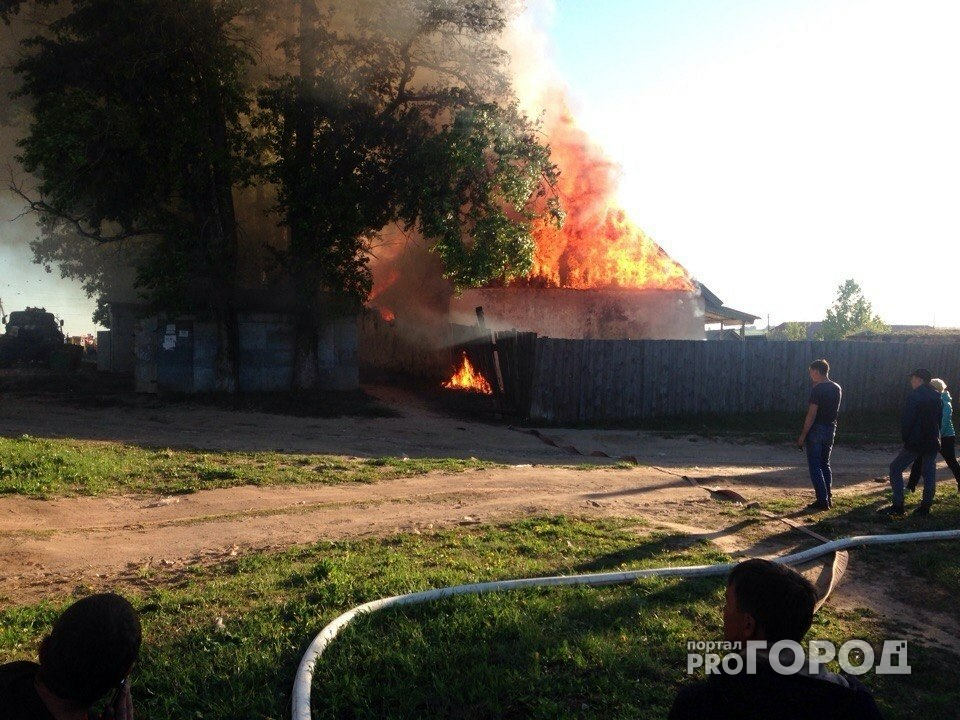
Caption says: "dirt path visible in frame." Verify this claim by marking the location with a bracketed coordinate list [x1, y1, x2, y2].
[1, 465, 707, 603]
[0, 447, 887, 608]
[0, 384, 946, 645]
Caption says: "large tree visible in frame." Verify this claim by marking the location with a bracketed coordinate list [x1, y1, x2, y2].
[817, 279, 889, 340]
[8, 0, 560, 392]
[257, 0, 561, 388]
[9, 0, 261, 390]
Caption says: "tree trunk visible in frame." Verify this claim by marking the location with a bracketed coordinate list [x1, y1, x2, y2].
[290, 0, 322, 391]
[202, 61, 242, 393]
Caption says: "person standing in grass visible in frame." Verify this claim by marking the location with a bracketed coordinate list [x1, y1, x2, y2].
[797, 359, 842, 511]
[0, 593, 140, 720]
[879, 368, 942, 517]
[906, 377, 960, 494]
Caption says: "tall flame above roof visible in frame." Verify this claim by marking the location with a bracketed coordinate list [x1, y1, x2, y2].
[521, 95, 694, 292]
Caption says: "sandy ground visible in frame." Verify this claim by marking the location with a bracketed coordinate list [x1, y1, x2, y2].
[1, 383, 957, 651]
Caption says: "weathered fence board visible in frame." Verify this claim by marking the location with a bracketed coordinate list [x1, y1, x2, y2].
[527, 339, 960, 424]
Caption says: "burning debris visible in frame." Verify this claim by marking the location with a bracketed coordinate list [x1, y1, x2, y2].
[443, 352, 493, 395]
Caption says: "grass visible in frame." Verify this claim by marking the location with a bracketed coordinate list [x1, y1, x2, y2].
[0, 434, 497, 498]
[712, 480, 960, 636]
[805, 484, 960, 621]
[531, 411, 905, 446]
[1, 516, 957, 719]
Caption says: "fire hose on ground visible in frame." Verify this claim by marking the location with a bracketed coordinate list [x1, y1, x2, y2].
[291, 528, 960, 720]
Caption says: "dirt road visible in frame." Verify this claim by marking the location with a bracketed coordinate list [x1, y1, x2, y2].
[0, 386, 903, 605]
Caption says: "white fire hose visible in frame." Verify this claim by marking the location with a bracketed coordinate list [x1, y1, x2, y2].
[291, 529, 960, 720]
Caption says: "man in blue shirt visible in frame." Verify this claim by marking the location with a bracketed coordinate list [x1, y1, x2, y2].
[797, 359, 842, 511]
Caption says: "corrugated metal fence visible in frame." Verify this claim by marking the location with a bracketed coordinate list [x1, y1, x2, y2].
[527, 340, 960, 424]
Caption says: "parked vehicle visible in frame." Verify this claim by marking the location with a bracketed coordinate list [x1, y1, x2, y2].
[0, 305, 77, 368]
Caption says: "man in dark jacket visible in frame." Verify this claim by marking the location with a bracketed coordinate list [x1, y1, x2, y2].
[879, 368, 942, 516]
[669, 559, 883, 720]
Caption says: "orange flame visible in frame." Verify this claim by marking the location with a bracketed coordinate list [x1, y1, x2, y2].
[443, 352, 493, 395]
[523, 96, 693, 291]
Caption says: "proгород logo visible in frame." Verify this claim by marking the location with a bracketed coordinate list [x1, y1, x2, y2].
[686, 639, 911, 676]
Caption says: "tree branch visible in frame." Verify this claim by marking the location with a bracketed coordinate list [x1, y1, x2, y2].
[8, 182, 163, 243]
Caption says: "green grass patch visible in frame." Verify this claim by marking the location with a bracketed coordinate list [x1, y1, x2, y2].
[808, 483, 960, 543]
[0, 434, 495, 498]
[532, 411, 903, 446]
[783, 483, 960, 623]
[1, 516, 957, 718]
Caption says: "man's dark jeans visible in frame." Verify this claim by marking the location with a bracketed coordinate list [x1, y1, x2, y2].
[806, 423, 835, 504]
[890, 448, 937, 508]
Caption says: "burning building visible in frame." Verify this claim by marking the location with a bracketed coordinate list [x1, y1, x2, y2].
[363, 92, 757, 390]
[449, 287, 704, 340]
[449, 98, 707, 341]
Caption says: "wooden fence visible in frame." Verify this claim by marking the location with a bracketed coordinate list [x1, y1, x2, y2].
[527, 340, 960, 424]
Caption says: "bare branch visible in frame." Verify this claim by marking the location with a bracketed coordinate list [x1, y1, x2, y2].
[7, 182, 162, 243]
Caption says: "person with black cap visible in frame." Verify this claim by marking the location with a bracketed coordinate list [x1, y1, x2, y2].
[0, 592, 141, 720]
[879, 368, 942, 516]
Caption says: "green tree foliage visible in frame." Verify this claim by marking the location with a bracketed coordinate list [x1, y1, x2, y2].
[9, 0, 561, 391]
[259, 0, 560, 298]
[817, 279, 889, 340]
[11, 0, 263, 389]
[768, 321, 809, 341]
[256, 0, 561, 387]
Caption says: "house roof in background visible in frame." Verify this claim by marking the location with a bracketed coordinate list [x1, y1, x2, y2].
[698, 282, 761, 325]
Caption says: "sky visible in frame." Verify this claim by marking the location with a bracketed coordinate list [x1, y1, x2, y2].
[536, 0, 960, 328]
[2, 0, 960, 334]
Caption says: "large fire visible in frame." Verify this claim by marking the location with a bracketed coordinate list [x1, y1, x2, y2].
[523, 97, 694, 291]
[443, 352, 493, 395]
[365, 94, 695, 323]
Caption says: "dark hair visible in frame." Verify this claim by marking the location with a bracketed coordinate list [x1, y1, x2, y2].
[809, 359, 829, 376]
[910, 368, 933, 383]
[727, 559, 818, 643]
[37, 593, 141, 707]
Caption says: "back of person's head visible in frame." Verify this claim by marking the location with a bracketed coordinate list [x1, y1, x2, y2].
[809, 359, 829, 376]
[931, 378, 947, 393]
[37, 593, 141, 707]
[727, 559, 818, 643]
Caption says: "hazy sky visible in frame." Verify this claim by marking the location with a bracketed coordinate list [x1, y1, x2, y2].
[538, 0, 960, 327]
[3, 0, 959, 334]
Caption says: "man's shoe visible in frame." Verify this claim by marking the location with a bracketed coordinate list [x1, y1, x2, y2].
[913, 505, 931, 516]
[805, 500, 830, 512]
[877, 504, 905, 516]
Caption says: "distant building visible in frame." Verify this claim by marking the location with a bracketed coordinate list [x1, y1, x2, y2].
[705, 326, 766, 342]
[847, 327, 959, 343]
[769, 322, 936, 341]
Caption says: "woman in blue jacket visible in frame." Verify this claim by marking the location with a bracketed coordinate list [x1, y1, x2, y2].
[908, 377, 960, 491]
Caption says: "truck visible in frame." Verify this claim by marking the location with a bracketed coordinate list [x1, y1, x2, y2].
[0, 303, 74, 368]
